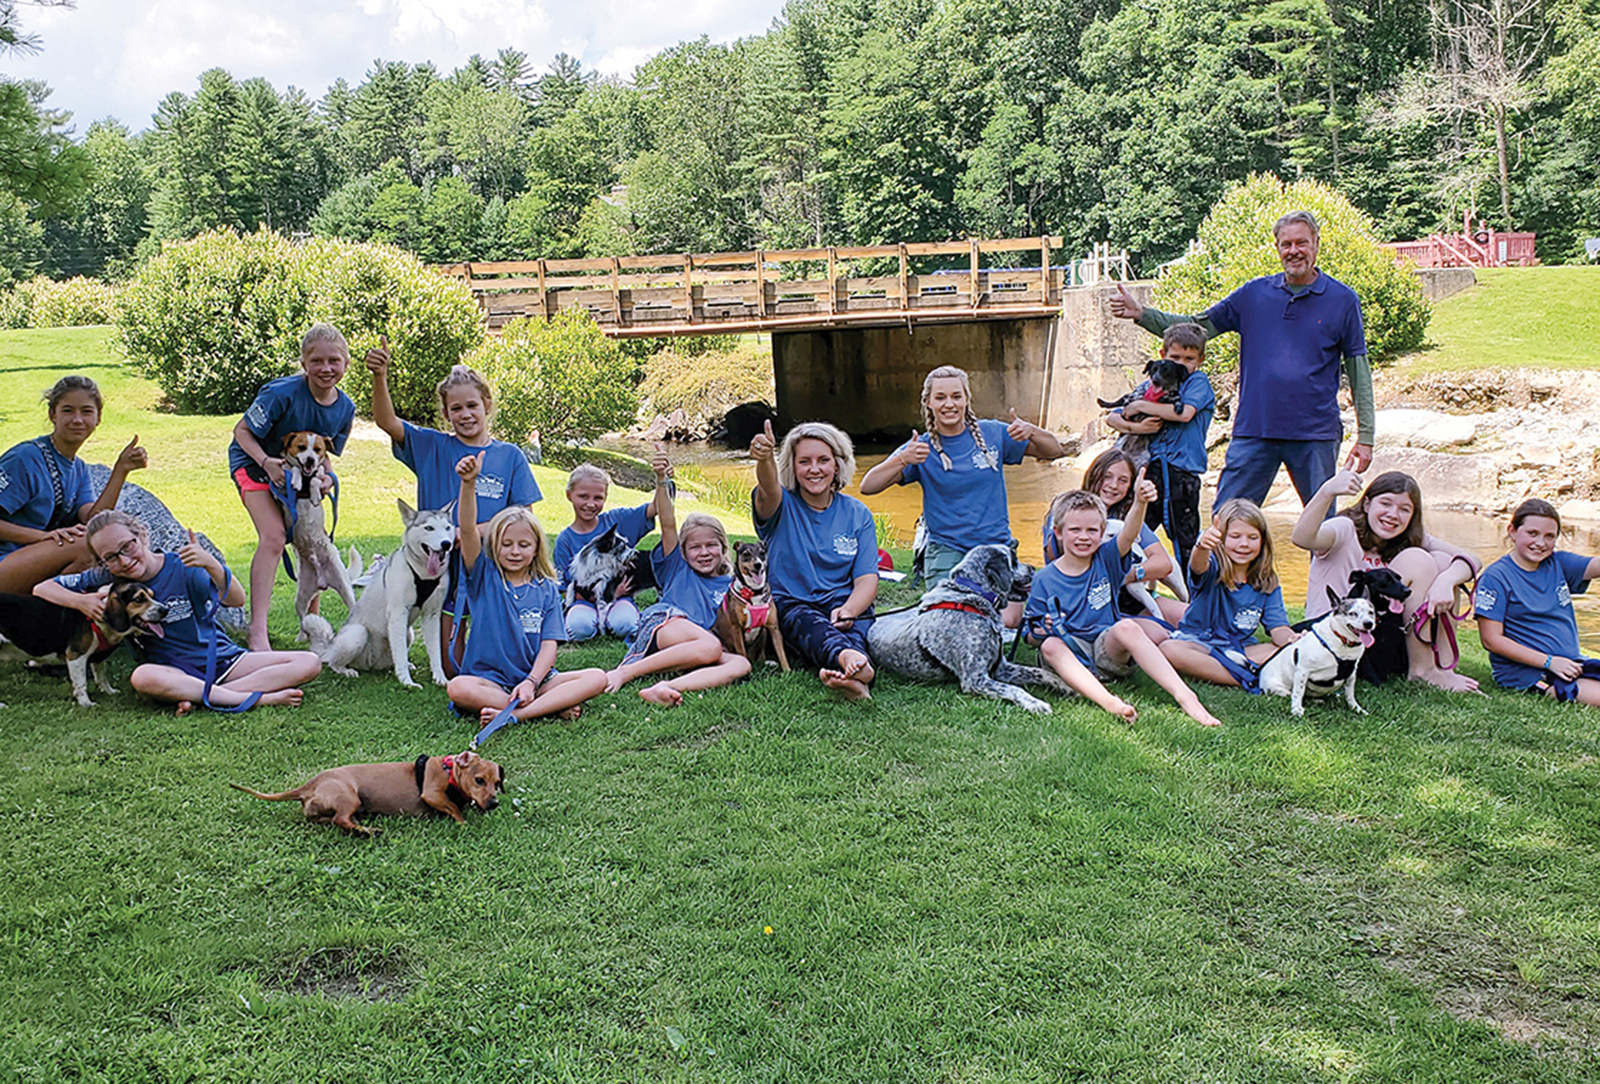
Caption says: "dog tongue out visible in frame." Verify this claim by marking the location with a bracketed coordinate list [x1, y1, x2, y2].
[1358, 629, 1375, 648]
[1389, 599, 1405, 614]
[425, 548, 441, 578]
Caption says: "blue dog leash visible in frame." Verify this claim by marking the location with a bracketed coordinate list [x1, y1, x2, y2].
[201, 568, 261, 714]
[271, 468, 341, 582]
[471, 701, 520, 748]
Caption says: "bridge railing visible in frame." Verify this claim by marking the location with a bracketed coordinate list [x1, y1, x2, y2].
[436, 236, 1068, 337]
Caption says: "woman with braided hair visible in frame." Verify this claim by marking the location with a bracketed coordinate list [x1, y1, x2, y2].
[860, 365, 1064, 624]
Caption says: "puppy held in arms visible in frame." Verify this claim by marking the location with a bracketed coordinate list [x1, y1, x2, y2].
[280, 431, 359, 624]
[564, 524, 655, 615]
[1258, 589, 1378, 717]
[1099, 357, 1188, 469]
[868, 544, 1070, 713]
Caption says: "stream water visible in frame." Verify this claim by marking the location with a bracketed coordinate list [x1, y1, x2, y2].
[595, 437, 1600, 650]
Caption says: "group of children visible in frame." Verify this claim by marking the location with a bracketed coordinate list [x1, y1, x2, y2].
[3, 318, 1596, 719]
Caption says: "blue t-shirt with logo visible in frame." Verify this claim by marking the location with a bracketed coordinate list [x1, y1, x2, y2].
[645, 542, 733, 631]
[754, 487, 878, 610]
[393, 421, 541, 522]
[55, 554, 245, 679]
[553, 504, 656, 591]
[1204, 272, 1366, 442]
[1143, 370, 1216, 475]
[1475, 551, 1592, 690]
[1024, 538, 1132, 666]
[227, 374, 356, 474]
[1173, 556, 1289, 651]
[459, 557, 567, 689]
[0, 438, 96, 561]
[899, 419, 1027, 549]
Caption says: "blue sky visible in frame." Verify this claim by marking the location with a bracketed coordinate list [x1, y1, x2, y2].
[5, 0, 788, 134]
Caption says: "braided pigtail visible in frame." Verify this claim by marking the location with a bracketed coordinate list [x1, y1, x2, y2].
[967, 409, 998, 470]
[921, 401, 951, 471]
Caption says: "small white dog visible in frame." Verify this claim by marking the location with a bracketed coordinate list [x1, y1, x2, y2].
[281, 431, 358, 625]
[302, 500, 456, 687]
[1258, 590, 1377, 717]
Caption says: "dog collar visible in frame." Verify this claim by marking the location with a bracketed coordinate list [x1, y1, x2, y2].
[735, 584, 757, 602]
[1314, 625, 1360, 652]
[413, 754, 430, 791]
[925, 601, 990, 617]
[948, 574, 1000, 606]
[442, 755, 457, 789]
[87, 619, 114, 654]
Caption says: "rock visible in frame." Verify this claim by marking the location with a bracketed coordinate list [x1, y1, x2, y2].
[710, 401, 777, 449]
[1366, 447, 1501, 510]
[1508, 444, 1563, 471]
[1558, 499, 1600, 523]
[1375, 408, 1476, 450]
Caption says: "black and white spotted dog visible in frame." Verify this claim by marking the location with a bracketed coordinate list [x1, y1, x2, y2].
[1260, 589, 1378, 717]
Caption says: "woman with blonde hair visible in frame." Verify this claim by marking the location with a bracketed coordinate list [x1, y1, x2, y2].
[751, 419, 879, 701]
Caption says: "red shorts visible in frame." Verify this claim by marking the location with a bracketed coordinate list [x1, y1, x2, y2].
[232, 463, 273, 493]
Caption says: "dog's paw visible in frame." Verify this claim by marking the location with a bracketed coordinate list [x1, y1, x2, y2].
[1290, 704, 1306, 717]
[431, 672, 449, 687]
[1350, 704, 1369, 715]
[1019, 697, 1052, 715]
[75, 697, 97, 708]
[332, 665, 357, 678]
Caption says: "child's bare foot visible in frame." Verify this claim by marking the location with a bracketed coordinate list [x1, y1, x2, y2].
[1188, 703, 1221, 727]
[837, 649, 869, 678]
[1412, 667, 1481, 694]
[259, 688, 304, 708]
[175, 699, 193, 717]
[558, 703, 584, 720]
[479, 704, 502, 725]
[820, 668, 872, 701]
[1106, 697, 1137, 725]
[640, 683, 683, 707]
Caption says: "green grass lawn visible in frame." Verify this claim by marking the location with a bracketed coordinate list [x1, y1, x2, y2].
[4, 328, 1600, 1081]
[1398, 266, 1600, 374]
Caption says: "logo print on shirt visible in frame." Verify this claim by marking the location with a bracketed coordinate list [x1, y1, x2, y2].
[246, 402, 268, 429]
[970, 449, 997, 470]
[0, 467, 9, 490]
[519, 607, 542, 635]
[1557, 582, 1572, 607]
[475, 475, 506, 500]
[1234, 606, 1263, 632]
[1474, 585, 1497, 611]
[162, 596, 192, 623]
[832, 534, 858, 556]
[1088, 577, 1112, 611]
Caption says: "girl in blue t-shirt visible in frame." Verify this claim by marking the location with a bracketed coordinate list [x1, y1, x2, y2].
[0, 375, 147, 595]
[366, 343, 541, 668]
[554, 463, 666, 641]
[34, 510, 321, 712]
[1160, 499, 1298, 689]
[1475, 498, 1600, 705]
[604, 445, 750, 706]
[445, 453, 607, 725]
[859, 365, 1063, 624]
[228, 324, 357, 651]
[1025, 482, 1221, 727]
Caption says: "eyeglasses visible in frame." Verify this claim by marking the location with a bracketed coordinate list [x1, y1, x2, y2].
[96, 539, 140, 568]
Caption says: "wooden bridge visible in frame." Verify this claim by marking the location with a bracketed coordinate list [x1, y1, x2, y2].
[436, 236, 1107, 338]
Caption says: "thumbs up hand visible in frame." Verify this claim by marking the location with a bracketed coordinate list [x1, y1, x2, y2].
[115, 434, 148, 474]
[750, 418, 776, 463]
[899, 429, 929, 468]
[1006, 407, 1034, 442]
[1109, 282, 1143, 319]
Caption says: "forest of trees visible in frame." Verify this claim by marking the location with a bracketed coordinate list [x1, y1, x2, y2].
[4, 0, 1600, 290]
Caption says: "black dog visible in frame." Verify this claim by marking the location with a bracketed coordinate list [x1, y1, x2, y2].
[1097, 357, 1189, 411]
[563, 525, 657, 610]
[1344, 568, 1411, 684]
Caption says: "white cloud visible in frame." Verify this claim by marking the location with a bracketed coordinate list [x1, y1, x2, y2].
[3, 0, 782, 130]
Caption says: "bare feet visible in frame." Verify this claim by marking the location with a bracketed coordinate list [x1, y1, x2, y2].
[837, 648, 870, 678]
[1106, 697, 1137, 725]
[558, 704, 584, 720]
[1191, 705, 1222, 727]
[258, 688, 304, 708]
[820, 668, 872, 701]
[479, 705, 501, 725]
[640, 682, 683, 707]
[1412, 667, 1482, 694]
[175, 700, 193, 717]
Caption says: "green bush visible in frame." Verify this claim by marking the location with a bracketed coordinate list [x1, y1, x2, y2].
[26, 276, 119, 327]
[472, 309, 640, 448]
[1155, 174, 1431, 369]
[114, 228, 482, 416]
[0, 288, 29, 330]
[638, 341, 773, 431]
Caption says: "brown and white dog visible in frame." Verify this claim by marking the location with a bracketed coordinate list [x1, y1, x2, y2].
[230, 749, 504, 835]
[280, 431, 359, 625]
[0, 584, 169, 707]
[713, 541, 789, 671]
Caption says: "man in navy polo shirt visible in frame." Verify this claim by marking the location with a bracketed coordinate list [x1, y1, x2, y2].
[1110, 210, 1374, 511]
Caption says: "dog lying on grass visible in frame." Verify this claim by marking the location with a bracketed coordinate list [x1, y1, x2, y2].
[868, 544, 1069, 713]
[230, 750, 504, 835]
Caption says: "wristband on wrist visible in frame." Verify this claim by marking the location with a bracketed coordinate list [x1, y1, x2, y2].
[1544, 654, 1554, 671]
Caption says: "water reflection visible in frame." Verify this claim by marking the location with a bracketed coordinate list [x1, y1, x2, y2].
[601, 437, 1600, 649]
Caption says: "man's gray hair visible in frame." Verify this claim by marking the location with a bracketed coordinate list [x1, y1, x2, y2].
[1273, 210, 1320, 241]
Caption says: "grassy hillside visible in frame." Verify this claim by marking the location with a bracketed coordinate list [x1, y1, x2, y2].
[2, 328, 1599, 1081]
[1399, 266, 1600, 374]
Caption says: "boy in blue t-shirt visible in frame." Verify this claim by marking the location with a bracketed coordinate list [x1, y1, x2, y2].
[553, 462, 667, 641]
[1105, 322, 1213, 569]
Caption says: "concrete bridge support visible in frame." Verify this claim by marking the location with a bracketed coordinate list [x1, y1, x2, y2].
[772, 282, 1157, 442]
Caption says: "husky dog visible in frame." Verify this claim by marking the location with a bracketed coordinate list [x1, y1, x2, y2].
[303, 501, 455, 687]
[281, 431, 358, 625]
[564, 524, 654, 612]
[868, 544, 1071, 713]
[1259, 589, 1378, 717]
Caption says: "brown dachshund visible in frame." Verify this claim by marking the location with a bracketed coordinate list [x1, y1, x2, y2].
[231, 750, 504, 835]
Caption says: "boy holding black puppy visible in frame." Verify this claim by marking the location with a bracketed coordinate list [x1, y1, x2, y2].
[1105, 322, 1213, 569]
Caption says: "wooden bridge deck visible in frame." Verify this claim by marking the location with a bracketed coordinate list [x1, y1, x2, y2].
[437, 236, 1068, 337]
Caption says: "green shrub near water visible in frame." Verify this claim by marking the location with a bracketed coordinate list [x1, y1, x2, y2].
[1156, 174, 1431, 369]
[114, 228, 482, 417]
[25, 275, 119, 327]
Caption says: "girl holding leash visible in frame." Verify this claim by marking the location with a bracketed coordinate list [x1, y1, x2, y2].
[604, 444, 751, 706]
[445, 453, 607, 725]
[1292, 469, 1480, 691]
[1160, 499, 1298, 689]
[553, 462, 667, 642]
[34, 510, 321, 713]
[752, 419, 879, 701]
[1475, 498, 1600, 705]
[0, 375, 148, 594]
[1026, 479, 1221, 727]
[228, 324, 356, 651]
[366, 344, 541, 665]
[859, 365, 1062, 624]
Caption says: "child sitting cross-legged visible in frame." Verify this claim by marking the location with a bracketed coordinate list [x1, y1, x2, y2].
[445, 453, 607, 725]
[554, 463, 665, 641]
[1026, 473, 1221, 727]
[603, 444, 751, 707]
[1159, 499, 1299, 689]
